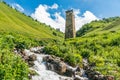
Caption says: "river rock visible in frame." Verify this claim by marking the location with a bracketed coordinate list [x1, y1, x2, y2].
[83, 59, 89, 70]
[28, 61, 34, 67]
[64, 66, 75, 77]
[51, 60, 67, 74]
[28, 54, 37, 61]
[98, 75, 106, 80]
[85, 69, 106, 80]
[43, 55, 67, 74]
[105, 75, 114, 80]
[74, 75, 88, 80]
[57, 61, 67, 74]
[75, 72, 82, 77]
[23, 55, 29, 61]
[43, 55, 54, 62]
[30, 47, 43, 54]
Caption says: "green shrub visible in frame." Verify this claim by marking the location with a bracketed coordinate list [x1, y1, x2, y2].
[64, 53, 82, 66]
[89, 56, 105, 67]
[110, 37, 120, 46]
[0, 33, 40, 80]
[80, 49, 92, 58]
[0, 49, 29, 80]
[117, 59, 120, 67]
[64, 53, 76, 66]
[53, 31, 57, 36]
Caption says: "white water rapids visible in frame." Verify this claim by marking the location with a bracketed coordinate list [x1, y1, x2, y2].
[24, 47, 88, 80]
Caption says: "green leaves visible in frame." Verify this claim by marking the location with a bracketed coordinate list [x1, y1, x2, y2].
[89, 56, 105, 67]
[0, 50, 29, 80]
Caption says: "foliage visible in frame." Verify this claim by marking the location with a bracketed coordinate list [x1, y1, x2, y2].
[0, 50, 29, 80]
[89, 56, 105, 67]
[0, 34, 30, 80]
[43, 43, 82, 66]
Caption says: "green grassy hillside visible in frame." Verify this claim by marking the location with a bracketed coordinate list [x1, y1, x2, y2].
[71, 17, 120, 79]
[0, 2, 63, 40]
[0, 2, 63, 80]
[45, 17, 120, 79]
[76, 17, 120, 37]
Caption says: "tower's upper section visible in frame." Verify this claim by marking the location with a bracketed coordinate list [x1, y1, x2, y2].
[65, 10, 76, 39]
[66, 10, 74, 17]
[66, 10, 73, 13]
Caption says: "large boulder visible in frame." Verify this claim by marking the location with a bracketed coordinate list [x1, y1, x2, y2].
[64, 66, 82, 77]
[43, 55, 54, 62]
[59, 61, 66, 73]
[43, 55, 67, 74]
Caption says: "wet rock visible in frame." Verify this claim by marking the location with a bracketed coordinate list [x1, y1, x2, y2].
[74, 75, 88, 80]
[64, 67, 75, 77]
[87, 71, 94, 78]
[43, 55, 54, 62]
[85, 69, 92, 75]
[28, 61, 34, 67]
[76, 66, 81, 72]
[30, 47, 43, 54]
[95, 71, 101, 75]
[29, 54, 37, 61]
[43, 55, 67, 74]
[105, 75, 114, 80]
[28, 74, 32, 79]
[57, 61, 67, 74]
[74, 77, 81, 80]
[93, 75, 99, 80]
[21, 50, 27, 56]
[83, 59, 89, 70]
[85, 69, 107, 80]
[75, 72, 82, 77]
[64, 66, 83, 77]
[50, 60, 67, 74]
[23, 55, 29, 61]
[98, 75, 106, 80]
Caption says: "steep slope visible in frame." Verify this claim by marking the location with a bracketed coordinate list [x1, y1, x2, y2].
[0, 2, 64, 80]
[0, 2, 63, 40]
[74, 17, 120, 79]
[44, 17, 120, 79]
[76, 17, 120, 37]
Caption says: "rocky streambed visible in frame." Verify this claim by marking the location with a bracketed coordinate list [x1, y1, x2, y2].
[14, 47, 114, 80]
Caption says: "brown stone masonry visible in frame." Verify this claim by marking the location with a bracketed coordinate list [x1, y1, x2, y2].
[65, 10, 76, 39]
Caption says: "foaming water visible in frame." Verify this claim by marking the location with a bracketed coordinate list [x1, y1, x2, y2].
[30, 54, 72, 80]
[24, 47, 88, 80]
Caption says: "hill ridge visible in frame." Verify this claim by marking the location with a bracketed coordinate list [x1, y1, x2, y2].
[0, 2, 63, 40]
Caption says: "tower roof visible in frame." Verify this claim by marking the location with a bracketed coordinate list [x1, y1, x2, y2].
[66, 10, 73, 13]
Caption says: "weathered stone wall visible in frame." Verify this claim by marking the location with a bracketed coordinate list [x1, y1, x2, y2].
[65, 10, 76, 39]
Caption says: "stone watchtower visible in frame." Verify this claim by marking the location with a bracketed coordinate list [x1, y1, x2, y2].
[65, 10, 76, 39]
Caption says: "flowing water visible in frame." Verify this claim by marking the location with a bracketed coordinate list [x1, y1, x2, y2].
[24, 47, 88, 80]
